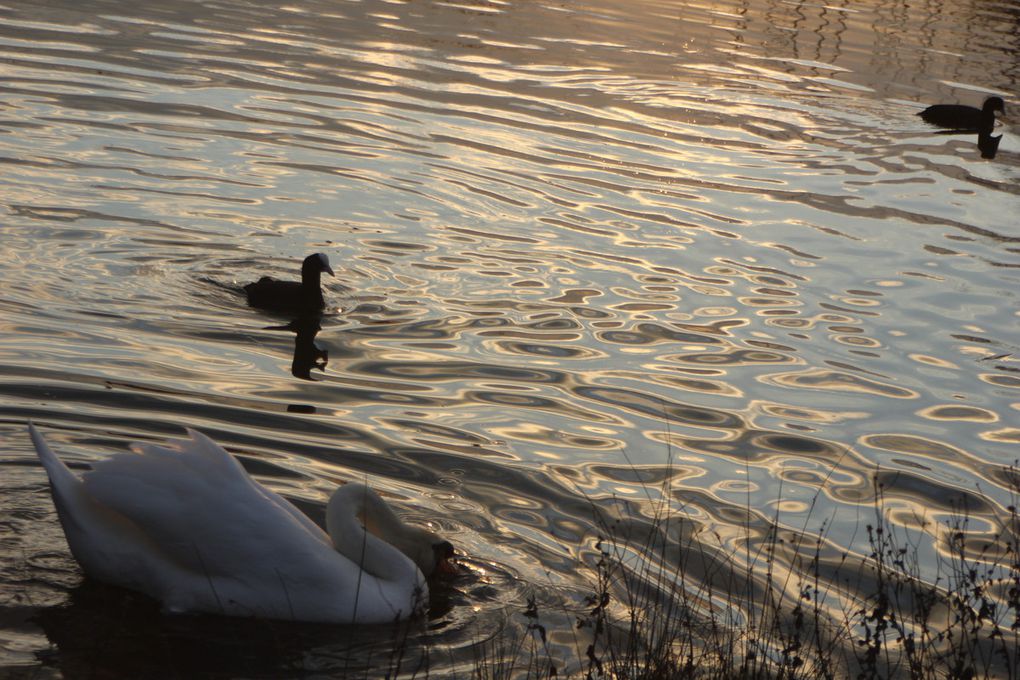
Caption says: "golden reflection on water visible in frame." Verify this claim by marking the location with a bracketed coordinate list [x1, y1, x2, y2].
[1, 0, 1019, 675]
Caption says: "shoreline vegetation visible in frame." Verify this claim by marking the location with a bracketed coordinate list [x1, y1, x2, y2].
[462, 466, 1020, 680]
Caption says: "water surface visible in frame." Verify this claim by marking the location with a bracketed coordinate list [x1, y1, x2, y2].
[1, 0, 1018, 676]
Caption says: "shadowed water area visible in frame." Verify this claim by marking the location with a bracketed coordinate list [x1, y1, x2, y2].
[0, 0, 1018, 676]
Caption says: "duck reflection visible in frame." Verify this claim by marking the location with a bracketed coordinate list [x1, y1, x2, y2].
[918, 95, 1006, 159]
[291, 316, 328, 380]
[977, 130, 1002, 159]
[267, 316, 328, 380]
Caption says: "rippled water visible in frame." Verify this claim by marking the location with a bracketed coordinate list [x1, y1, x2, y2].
[1, 0, 1018, 676]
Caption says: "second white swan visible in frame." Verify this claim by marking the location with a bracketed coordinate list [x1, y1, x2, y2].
[29, 423, 454, 624]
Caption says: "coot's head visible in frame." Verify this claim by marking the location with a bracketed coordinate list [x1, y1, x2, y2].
[302, 252, 335, 278]
[432, 540, 458, 576]
[983, 97, 1006, 114]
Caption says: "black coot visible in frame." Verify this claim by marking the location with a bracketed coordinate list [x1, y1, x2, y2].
[918, 96, 1005, 132]
[244, 253, 334, 314]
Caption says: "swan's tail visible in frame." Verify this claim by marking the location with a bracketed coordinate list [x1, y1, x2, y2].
[29, 422, 81, 499]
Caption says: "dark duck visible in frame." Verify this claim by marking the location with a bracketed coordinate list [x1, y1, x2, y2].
[918, 96, 1005, 132]
[244, 253, 334, 315]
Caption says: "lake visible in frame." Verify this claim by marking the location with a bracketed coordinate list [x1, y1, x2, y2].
[1, 0, 1018, 677]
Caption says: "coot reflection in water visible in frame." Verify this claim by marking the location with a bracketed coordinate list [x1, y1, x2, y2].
[977, 130, 1003, 159]
[267, 316, 329, 380]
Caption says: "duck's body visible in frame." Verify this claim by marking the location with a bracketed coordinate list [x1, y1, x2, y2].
[918, 96, 1005, 132]
[245, 253, 334, 315]
[29, 424, 452, 624]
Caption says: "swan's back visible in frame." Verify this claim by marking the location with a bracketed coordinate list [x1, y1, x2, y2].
[30, 426, 427, 623]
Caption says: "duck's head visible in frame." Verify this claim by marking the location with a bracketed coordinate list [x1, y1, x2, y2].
[303, 252, 335, 278]
[983, 97, 1006, 115]
[431, 539, 458, 576]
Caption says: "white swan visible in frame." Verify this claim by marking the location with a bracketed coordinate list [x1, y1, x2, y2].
[29, 423, 454, 624]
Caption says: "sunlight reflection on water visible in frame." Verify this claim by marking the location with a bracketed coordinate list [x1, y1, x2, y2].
[0, 0, 1018, 675]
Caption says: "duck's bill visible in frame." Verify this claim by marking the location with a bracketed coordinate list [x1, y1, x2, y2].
[436, 557, 460, 576]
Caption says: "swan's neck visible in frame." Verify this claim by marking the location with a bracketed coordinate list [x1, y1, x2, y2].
[325, 484, 422, 585]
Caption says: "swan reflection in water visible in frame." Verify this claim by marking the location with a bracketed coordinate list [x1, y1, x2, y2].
[29, 424, 457, 625]
[33, 580, 342, 677]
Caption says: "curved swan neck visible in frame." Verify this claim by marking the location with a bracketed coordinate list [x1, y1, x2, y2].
[326, 484, 422, 584]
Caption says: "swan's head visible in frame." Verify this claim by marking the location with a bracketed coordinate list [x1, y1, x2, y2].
[328, 482, 457, 578]
[394, 525, 458, 578]
[303, 252, 335, 277]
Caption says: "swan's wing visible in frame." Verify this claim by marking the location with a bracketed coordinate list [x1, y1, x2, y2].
[174, 430, 331, 544]
[260, 486, 331, 546]
[80, 430, 330, 577]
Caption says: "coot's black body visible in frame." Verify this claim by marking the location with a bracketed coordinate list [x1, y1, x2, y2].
[244, 253, 334, 315]
[918, 96, 1005, 132]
